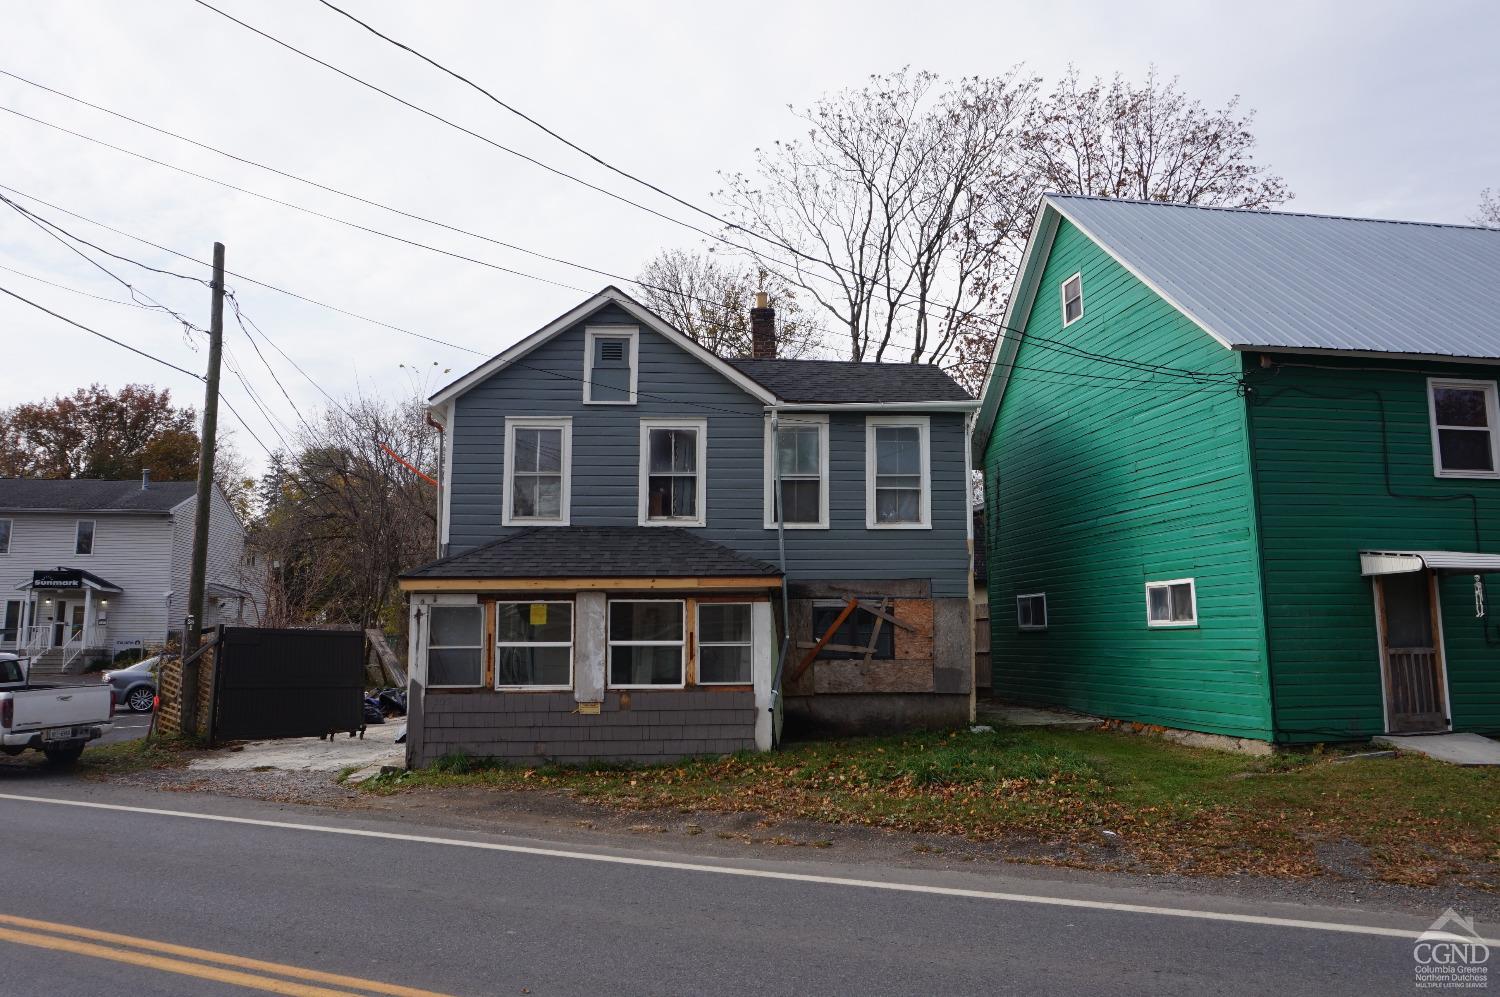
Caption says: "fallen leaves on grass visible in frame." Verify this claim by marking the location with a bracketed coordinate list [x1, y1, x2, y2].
[376, 728, 1499, 888]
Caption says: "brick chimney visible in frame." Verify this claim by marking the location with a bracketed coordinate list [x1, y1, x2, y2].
[749, 290, 776, 359]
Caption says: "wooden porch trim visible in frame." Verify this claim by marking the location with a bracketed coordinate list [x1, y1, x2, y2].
[400, 576, 783, 593]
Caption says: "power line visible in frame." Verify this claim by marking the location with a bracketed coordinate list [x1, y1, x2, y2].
[0, 261, 154, 309]
[2, 185, 1235, 414]
[0, 281, 202, 379]
[211, 2, 1220, 375]
[0, 189, 205, 332]
[0, 96, 834, 359]
[1, 100, 1220, 382]
[182, 1, 1023, 361]
[0, 282, 276, 458]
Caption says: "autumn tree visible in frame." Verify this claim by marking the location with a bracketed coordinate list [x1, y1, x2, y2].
[635, 250, 822, 357]
[0, 383, 253, 512]
[253, 393, 436, 634]
[1476, 189, 1500, 228]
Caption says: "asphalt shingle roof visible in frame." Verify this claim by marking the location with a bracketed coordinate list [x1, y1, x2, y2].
[0, 478, 197, 513]
[403, 526, 784, 580]
[728, 358, 972, 404]
[1051, 194, 1500, 359]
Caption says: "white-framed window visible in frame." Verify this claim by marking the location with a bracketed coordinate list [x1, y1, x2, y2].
[639, 418, 707, 526]
[608, 599, 685, 688]
[865, 415, 931, 529]
[74, 519, 95, 556]
[494, 601, 573, 690]
[502, 416, 572, 525]
[1427, 378, 1500, 479]
[1145, 578, 1197, 628]
[0, 518, 10, 555]
[764, 414, 829, 529]
[582, 326, 638, 404]
[697, 602, 753, 684]
[1061, 272, 1083, 327]
[425, 604, 484, 687]
[1016, 592, 1048, 630]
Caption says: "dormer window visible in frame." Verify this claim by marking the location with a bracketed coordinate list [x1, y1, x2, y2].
[583, 326, 638, 404]
[1061, 273, 1083, 327]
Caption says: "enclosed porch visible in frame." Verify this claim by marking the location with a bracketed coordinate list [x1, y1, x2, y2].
[398, 527, 784, 767]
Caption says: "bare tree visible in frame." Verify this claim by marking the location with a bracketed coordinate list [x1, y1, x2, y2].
[254, 393, 437, 635]
[950, 67, 1293, 391]
[1027, 67, 1291, 208]
[1475, 189, 1500, 228]
[634, 250, 823, 357]
[718, 68, 1039, 366]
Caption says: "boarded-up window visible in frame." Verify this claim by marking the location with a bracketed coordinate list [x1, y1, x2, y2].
[811, 603, 893, 660]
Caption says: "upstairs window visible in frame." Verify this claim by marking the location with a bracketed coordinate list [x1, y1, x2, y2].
[0, 518, 10, 555]
[639, 419, 707, 526]
[583, 326, 637, 404]
[765, 415, 828, 529]
[1016, 593, 1048, 630]
[1061, 273, 1083, 326]
[503, 417, 571, 525]
[75, 520, 95, 556]
[865, 416, 931, 529]
[1146, 578, 1197, 628]
[1428, 378, 1500, 478]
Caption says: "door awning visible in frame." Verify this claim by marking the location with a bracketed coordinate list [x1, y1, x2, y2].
[14, 567, 124, 592]
[1359, 550, 1500, 576]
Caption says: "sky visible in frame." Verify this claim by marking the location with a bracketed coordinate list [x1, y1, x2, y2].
[3, 0, 1498, 475]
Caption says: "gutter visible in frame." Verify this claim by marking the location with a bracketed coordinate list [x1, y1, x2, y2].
[768, 405, 793, 748]
[766, 400, 980, 413]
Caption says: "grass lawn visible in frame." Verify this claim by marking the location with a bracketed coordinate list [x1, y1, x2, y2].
[367, 726, 1499, 887]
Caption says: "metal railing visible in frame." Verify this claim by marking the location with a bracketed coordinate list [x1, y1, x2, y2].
[58, 625, 86, 673]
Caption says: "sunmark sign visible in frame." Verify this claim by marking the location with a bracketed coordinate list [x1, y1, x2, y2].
[31, 569, 83, 590]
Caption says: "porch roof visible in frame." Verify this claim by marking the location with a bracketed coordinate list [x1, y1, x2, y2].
[1359, 550, 1500, 576]
[14, 567, 123, 593]
[401, 526, 783, 591]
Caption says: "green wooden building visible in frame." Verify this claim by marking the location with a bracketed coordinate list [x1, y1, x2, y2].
[972, 195, 1500, 743]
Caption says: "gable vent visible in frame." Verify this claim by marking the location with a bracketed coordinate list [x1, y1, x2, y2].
[600, 340, 625, 362]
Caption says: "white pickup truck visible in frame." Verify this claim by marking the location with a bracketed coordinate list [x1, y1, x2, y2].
[0, 653, 113, 765]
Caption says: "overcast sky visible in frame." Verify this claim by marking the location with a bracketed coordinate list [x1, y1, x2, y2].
[3, 0, 1497, 474]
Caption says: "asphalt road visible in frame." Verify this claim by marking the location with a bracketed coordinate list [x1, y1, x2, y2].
[0, 777, 1466, 997]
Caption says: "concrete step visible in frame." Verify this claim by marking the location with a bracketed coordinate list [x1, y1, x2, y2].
[1373, 733, 1500, 766]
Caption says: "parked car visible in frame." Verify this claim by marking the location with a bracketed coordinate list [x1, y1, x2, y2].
[0, 653, 113, 765]
[103, 656, 159, 713]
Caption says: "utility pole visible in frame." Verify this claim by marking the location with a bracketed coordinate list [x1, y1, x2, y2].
[181, 242, 225, 734]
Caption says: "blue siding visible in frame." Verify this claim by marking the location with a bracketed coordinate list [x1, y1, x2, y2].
[448, 304, 972, 597]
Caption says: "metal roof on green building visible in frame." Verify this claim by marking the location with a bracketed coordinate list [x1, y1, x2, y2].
[1049, 194, 1500, 360]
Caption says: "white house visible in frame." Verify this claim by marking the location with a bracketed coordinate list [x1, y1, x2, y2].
[0, 473, 262, 676]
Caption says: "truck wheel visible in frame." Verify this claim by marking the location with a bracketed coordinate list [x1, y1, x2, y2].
[43, 745, 85, 766]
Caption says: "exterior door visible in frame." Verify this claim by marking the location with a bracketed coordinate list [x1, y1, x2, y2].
[51, 600, 68, 646]
[1377, 572, 1448, 733]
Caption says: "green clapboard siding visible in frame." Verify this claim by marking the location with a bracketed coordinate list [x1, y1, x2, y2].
[1247, 358, 1500, 739]
[983, 220, 1273, 739]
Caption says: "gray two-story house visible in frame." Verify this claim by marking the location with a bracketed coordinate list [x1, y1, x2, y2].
[399, 286, 979, 765]
[1, 475, 261, 677]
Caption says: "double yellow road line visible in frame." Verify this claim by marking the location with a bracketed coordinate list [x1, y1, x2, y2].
[0, 913, 458, 997]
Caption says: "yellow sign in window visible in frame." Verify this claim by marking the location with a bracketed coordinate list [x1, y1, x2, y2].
[529, 603, 548, 626]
